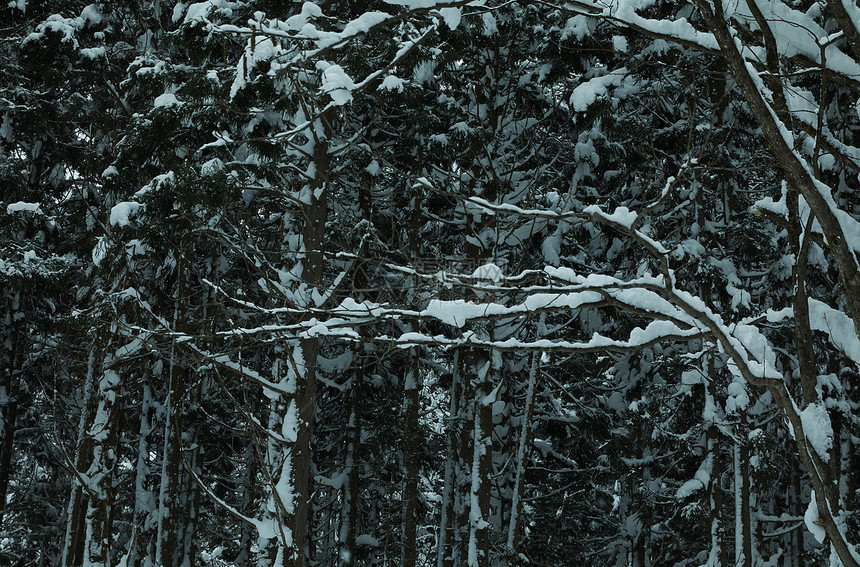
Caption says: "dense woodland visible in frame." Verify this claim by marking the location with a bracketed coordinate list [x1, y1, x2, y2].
[1, 0, 860, 566]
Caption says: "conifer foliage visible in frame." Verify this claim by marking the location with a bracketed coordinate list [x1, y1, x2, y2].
[2, 0, 860, 566]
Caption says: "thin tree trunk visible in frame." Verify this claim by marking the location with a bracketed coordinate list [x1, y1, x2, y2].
[0, 373, 17, 526]
[182, 427, 201, 567]
[505, 350, 540, 560]
[790, 459, 803, 567]
[707, 427, 728, 567]
[62, 349, 97, 567]
[706, 354, 728, 567]
[338, 176, 373, 567]
[733, 432, 752, 567]
[339, 365, 362, 567]
[82, 359, 122, 567]
[0, 315, 21, 527]
[402, 173, 422, 567]
[401, 352, 420, 567]
[437, 351, 461, 567]
[236, 439, 257, 567]
[257, 368, 289, 567]
[456, 352, 475, 567]
[468, 359, 492, 567]
[287, 106, 330, 567]
[129, 382, 156, 567]
[157, 323, 188, 567]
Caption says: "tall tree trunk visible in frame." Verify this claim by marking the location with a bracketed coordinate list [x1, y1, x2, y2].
[182, 427, 201, 567]
[402, 174, 422, 567]
[468, 358, 492, 567]
[339, 364, 362, 567]
[707, 427, 728, 567]
[338, 175, 373, 567]
[62, 350, 97, 567]
[236, 438, 257, 567]
[505, 349, 540, 560]
[0, 323, 19, 526]
[82, 358, 122, 567]
[129, 382, 156, 567]
[288, 107, 329, 567]
[790, 458, 803, 567]
[733, 429, 752, 567]
[261, 106, 331, 567]
[437, 351, 461, 567]
[157, 311, 189, 567]
[401, 351, 420, 567]
[257, 362, 290, 567]
[456, 352, 475, 567]
[706, 354, 728, 567]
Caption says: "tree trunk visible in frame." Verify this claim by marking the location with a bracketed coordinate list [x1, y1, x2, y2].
[0, 370, 17, 526]
[401, 352, 420, 567]
[0, 314, 22, 527]
[290, 113, 328, 567]
[468, 358, 492, 567]
[437, 351, 461, 567]
[706, 353, 728, 567]
[156, 348, 188, 567]
[402, 172, 422, 567]
[129, 382, 156, 567]
[339, 364, 362, 567]
[82, 359, 122, 567]
[733, 431, 752, 567]
[62, 350, 98, 567]
[505, 350, 540, 560]
[707, 427, 728, 567]
[236, 439, 257, 567]
[456, 352, 475, 567]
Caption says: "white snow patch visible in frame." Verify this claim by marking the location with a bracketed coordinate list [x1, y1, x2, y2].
[379, 75, 406, 92]
[25, 14, 81, 48]
[183, 0, 236, 24]
[92, 236, 107, 266]
[808, 298, 860, 366]
[582, 204, 637, 229]
[125, 239, 148, 257]
[154, 93, 182, 108]
[676, 455, 711, 499]
[201, 158, 224, 176]
[725, 378, 749, 414]
[800, 402, 833, 463]
[365, 160, 380, 175]
[383, 0, 454, 6]
[413, 60, 436, 85]
[804, 490, 826, 543]
[472, 263, 504, 282]
[285, 2, 323, 29]
[79, 4, 102, 26]
[282, 399, 298, 442]
[320, 64, 356, 105]
[0, 113, 12, 140]
[481, 12, 497, 36]
[570, 68, 627, 112]
[79, 46, 105, 59]
[561, 16, 589, 40]
[6, 201, 42, 214]
[438, 7, 461, 29]
[110, 201, 143, 227]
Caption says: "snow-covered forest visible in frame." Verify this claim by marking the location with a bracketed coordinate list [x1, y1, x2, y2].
[2, 0, 860, 565]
